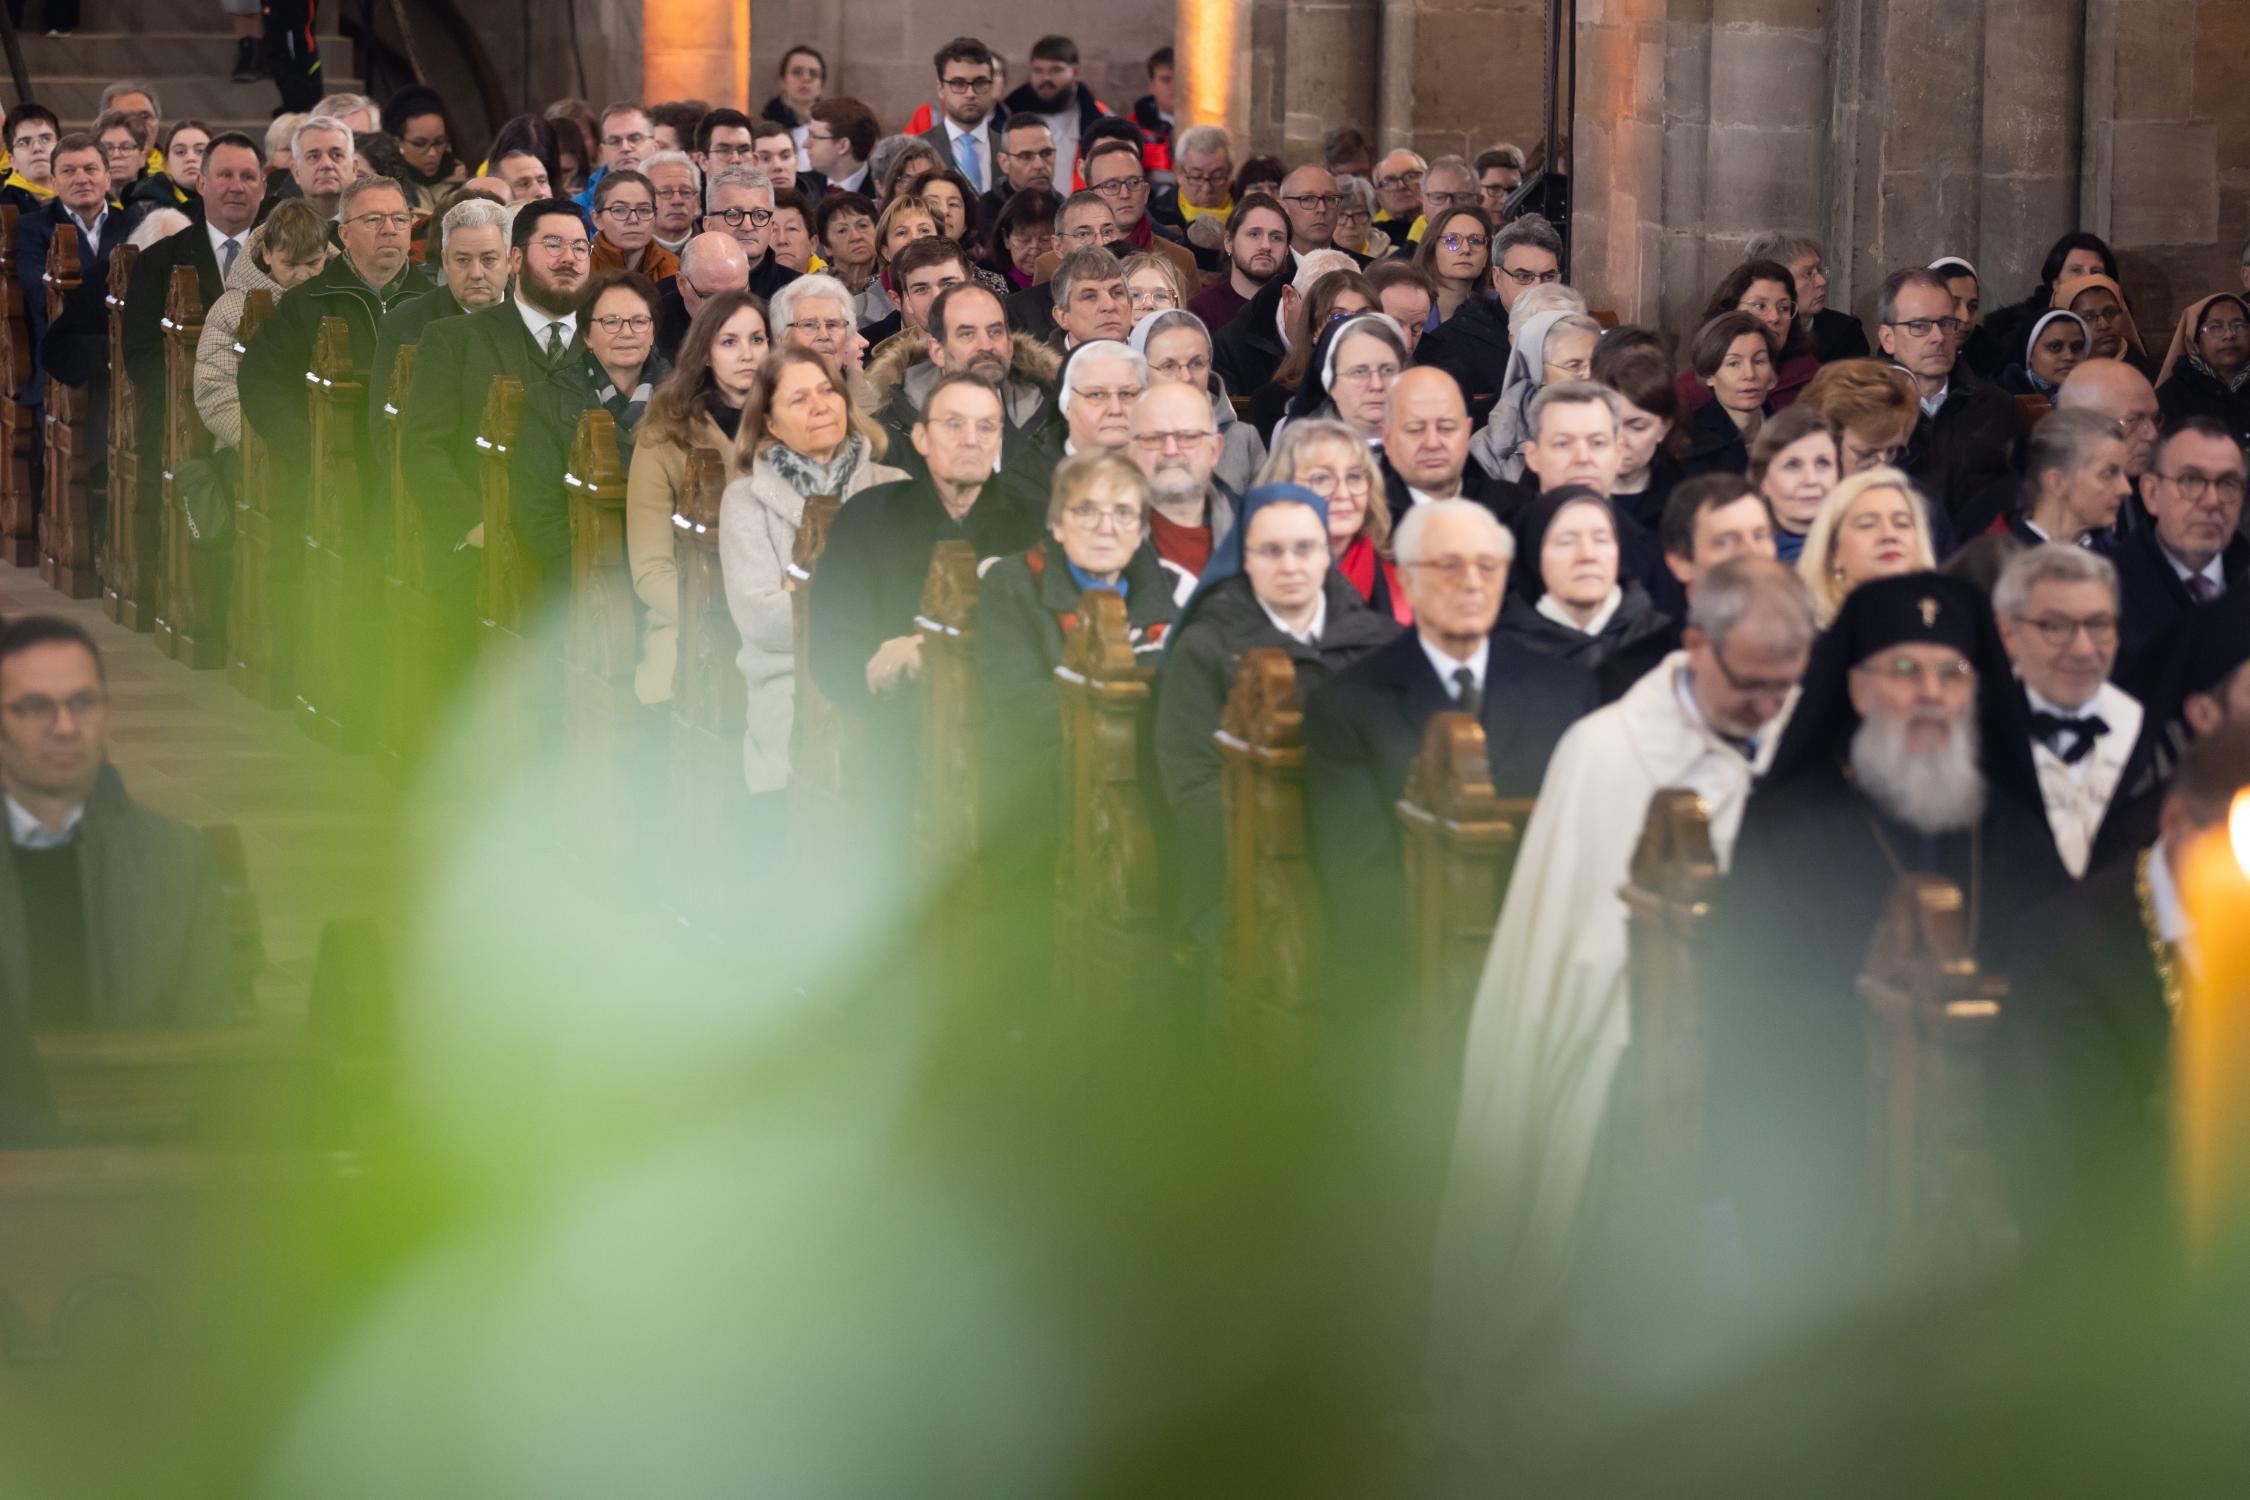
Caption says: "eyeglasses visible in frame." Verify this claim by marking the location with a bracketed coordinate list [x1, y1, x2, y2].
[929, 415, 1004, 440]
[590, 314, 654, 333]
[1706, 645, 1798, 699]
[1885, 317, 1965, 338]
[1001, 145, 1058, 164]
[1301, 468, 1373, 497]
[100, 140, 142, 159]
[2013, 613, 2120, 649]
[1149, 356, 1211, 382]
[403, 134, 449, 154]
[1131, 428, 1214, 451]
[1424, 190, 1476, 209]
[1248, 540, 1325, 563]
[654, 185, 699, 201]
[1408, 556, 1506, 581]
[1061, 224, 1119, 245]
[533, 235, 592, 259]
[1073, 385, 1144, 408]
[2155, 468, 2249, 503]
[602, 202, 656, 221]
[803, 130, 837, 146]
[1180, 167, 1231, 188]
[1859, 655, 1975, 686]
[1375, 170, 1424, 190]
[1091, 176, 1148, 198]
[1283, 192, 1340, 210]
[713, 206, 775, 228]
[347, 211, 414, 231]
[10, 130, 55, 151]
[1440, 232, 1488, 253]
[705, 143, 753, 160]
[791, 317, 852, 338]
[1499, 266, 1563, 287]
[1065, 503, 1142, 531]
[601, 131, 651, 150]
[1544, 357, 1592, 380]
[1335, 362, 1399, 388]
[2204, 319, 2250, 338]
[3, 689, 106, 725]
[942, 75, 995, 94]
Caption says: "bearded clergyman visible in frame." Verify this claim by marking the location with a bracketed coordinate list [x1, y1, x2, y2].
[1696, 572, 2071, 1325]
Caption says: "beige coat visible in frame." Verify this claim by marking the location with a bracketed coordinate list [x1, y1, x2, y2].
[192, 238, 288, 450]
[624, 409, 731, 705]
[718, 448, 906, 793]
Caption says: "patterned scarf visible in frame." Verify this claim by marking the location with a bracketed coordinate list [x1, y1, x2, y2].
[589, 352, 666, 436]
[762, 431, 869, 497]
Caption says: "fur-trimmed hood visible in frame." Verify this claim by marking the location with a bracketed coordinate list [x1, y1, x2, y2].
[865, 329, 1062, 409]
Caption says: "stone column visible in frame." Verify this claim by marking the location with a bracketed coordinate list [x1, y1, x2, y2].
[1571, 0, 1667, 322]
[1380, 0, 1551, 160]
[643, 0, 749, 109]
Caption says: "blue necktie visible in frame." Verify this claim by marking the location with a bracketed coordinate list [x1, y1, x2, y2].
[955, 132, 983, 192]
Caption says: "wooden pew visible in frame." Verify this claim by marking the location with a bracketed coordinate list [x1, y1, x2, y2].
[1053, 590, 1169, 1021]
[0, 204, 33, 566]
[474, 374, 538, 763]
[914, 539, 984, 877]
[669, 447, 747, 883]
[296, 316, 376, 745]
[1215, 646, 1324, 1052]
[2013, 392, 2053, 440]
[1617, 789, 1723, 1200]
[1859, 872, 2016, 1274]
[100, 244, 150, 627]
[1396, 711, 1533, 1069]
[225, 290, 287, 705]
[154, 264, 224, 666]
[373, 342, 469, 779]
[561, 407, 637, 837]
[787, 492, 848, 810]
[38, 223, 96, 599]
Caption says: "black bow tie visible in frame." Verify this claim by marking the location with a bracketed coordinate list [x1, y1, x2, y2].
[2028, 710, 2111, 765]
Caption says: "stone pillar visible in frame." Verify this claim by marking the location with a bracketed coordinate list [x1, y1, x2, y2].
[1380, 0, 1551, 160]
[643, 0, 750, 109]
[1571, 0, 1667, 322]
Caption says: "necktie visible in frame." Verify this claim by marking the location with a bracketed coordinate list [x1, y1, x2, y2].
[542, 321, 565, 365]
[2188, 572, 2221, 604]
[2028, 710, 2111, 765]
[955, 132, 983, 192]
[1452, 666, 1482, 719]
[221, 237, 239, 278]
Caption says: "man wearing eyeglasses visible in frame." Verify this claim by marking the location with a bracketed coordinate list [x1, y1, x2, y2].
[692, 108, 757, 181]
[1404, 156, 1478, 247]
[1130, 382, 1234, 600]
[700, 168, 800, 301]
[1030, 140, 1197, 291]
[1277, 164, 1343, 259]
[1433, 556, 1811, 1400]
[240, 174, 428, 484]
[2114, 416, 2250, 685]
[1150, 124, 1234, 267]
[399, 198, 597, 596]
[651, 231, 749, 362]
[1878, 266, 2015, 528]
[1, 103, 61, 216]
[572, 102, 655, 212]
[1992, 544, 2157, 882]
[1371, 149, 1427, 226]
[918, 38, 1007, 200]
[1306, 497, 1598, 1008]
[0, 616, 235, 1049]
[640, 151, 703, 256]
[983, 116, 1057, 226]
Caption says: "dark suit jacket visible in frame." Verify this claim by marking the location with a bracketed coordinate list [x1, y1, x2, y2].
[398, 298, 596, 591]
[121, 219, 223, 418]
[1904, 361, 2019, 530]
[17, 199, 133, 397]
[1305, 630, 1598, 1002]
[0, 774, 236, 1031]
[2113, 522, 2250, 693]
[238, 252, 427, 476]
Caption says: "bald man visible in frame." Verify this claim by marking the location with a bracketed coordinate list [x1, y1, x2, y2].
[1131, 382, 1236, 600]
[2059, 358, 2163, 480]
[1278, 164, 1340, 256]
[1379, 366, 1510, 521]
[656, 230, 750, 360]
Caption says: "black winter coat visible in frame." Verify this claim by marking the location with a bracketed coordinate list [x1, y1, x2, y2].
[1492, 582, 1674, 675]
[2157, 360, 2250, 450]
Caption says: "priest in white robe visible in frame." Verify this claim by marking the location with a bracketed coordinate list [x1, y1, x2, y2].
[1425, 556, 1817, 1424]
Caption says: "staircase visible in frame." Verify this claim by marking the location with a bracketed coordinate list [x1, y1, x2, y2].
[14, 0, 358, 138]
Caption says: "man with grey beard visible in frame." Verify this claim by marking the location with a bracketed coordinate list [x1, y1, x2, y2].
[1696, 573, 2069, 1333]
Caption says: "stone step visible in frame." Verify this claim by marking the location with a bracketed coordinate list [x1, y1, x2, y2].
[25, 0, 259, 33]
[31, 71, 367, 129]
[19, 31, 351, 80]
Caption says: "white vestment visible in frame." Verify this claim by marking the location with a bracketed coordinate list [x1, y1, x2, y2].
[1426, 653, 1781, 1416]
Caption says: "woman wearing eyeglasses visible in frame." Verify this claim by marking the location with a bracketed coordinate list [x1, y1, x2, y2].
[1494, 486, 1671, 671]
[1412, 205, 1493, 323]
[1248, 267, 1376, 440]
[1154, 482, 1399, 940]
[589, 169, 678, 281]
[1277, 314, 1408, 447]
[2155, 294, 2250, 442]
[1131, 309, 1269, 495]
[1674, 260, 1819, 416]
[1259, 418, 1411, 624]
[2054, 273, 2151, 377]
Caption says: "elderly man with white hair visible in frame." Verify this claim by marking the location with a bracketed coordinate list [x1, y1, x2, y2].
[640, 149, 703, 255]
[370, 192, 511, 455]
[1306, 497, 1600, 1001]
[1428, 555, 1816, 1431]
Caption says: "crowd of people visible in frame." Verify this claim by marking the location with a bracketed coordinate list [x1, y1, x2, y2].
[3, 30, 2250, 1439]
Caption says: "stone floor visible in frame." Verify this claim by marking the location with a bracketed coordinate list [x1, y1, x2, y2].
[0, 565, 406, 1020]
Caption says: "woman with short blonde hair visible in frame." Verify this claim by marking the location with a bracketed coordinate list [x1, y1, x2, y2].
[1796, 466, 1939, 626]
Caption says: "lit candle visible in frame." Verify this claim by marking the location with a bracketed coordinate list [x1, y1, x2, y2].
[2174, 790, 2250, 1262]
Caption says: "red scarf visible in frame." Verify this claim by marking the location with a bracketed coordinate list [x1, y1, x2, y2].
[1123, 213, 1157, 251]
[1337, 535, 1412, 624]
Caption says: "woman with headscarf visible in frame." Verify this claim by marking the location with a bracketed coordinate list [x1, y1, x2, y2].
[1131, 309, 1267, 493]
[1246, 266, 1377, 440]
[2156, 293, 2250, 442]
[1493, 486, 1670, 670]
[2053, 273, 2151, 378]
[1152, 482, 1399, 939]
[1468, 307, 1604, 482]
[1258, 417, 1410, 624]
[1276, 313, 1408, 447]
[1997, 310, 2090, 405]
[1984, 231, 2119, 371]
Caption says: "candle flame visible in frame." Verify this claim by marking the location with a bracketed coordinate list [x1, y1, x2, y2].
[2231, 789, 2250, 878]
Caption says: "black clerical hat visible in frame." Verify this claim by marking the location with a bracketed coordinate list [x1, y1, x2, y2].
[1827, 573, 1985, 666]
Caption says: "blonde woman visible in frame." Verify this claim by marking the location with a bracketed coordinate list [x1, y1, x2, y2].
[1257, 417, 1409, 623]
[1796, 466, 1938, 626]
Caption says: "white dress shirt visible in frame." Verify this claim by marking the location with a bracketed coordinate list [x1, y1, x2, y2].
[2163, 544, 2226, 598]
[206, 219, 247, 274]
[515, 295, 578, 353]
[942, 116, 996, 193]
[2025, 679, 2141, 879]
[1420, 633, 1489, 702]
[1258, 591, 1328, 646]
[6, 794, 82, 849]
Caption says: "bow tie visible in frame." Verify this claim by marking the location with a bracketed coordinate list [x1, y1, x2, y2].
[2029, 709, 2111, 765]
